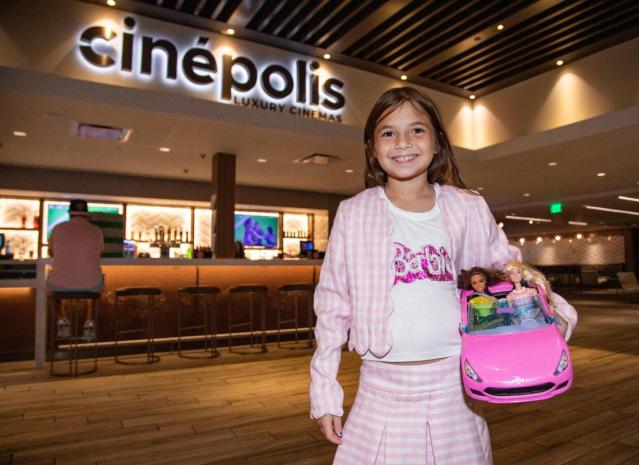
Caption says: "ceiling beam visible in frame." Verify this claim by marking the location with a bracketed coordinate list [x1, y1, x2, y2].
[407, 0, 558, 78]
[326, 0, 411, 54]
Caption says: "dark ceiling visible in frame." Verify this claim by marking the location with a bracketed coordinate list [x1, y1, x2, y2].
[87, 0, 639, 97]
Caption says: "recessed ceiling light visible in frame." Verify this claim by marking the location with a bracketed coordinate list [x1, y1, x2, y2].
[257, 158, 267, 163]
[13, 131, 27, 137]
[556, 60, 564, 66]
[41, 112, 64, 119]
[523, 193, 531, 197]
[497, 24, 504, 30]
[554, 235, 562, 241]
[106, 0, 116, 6]
[498, 222, 504, 228]
[323, 53, 331, 60]
[224, 28, 235, 35]
[528, 220, 533, 224]
[469, 94, 476, 100]
[536, 236, 542, 242]
[400, 75, 407, 81]
[596, 172, 606, 177]
[548, 161, 558, 166]
[159, 147, 170, 152]
[345, 169, 354, 173]
[476, 186, 484, 191]
[519, 237, 525, 245]
[576, 233, 583, 239]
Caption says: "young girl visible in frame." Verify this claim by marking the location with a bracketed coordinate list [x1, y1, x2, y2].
[309, 87, 577, 465]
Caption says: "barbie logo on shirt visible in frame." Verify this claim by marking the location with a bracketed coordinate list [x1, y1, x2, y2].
[393, 242, 454, 284]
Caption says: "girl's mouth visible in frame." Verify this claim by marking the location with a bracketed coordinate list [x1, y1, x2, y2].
[392, 153, 418, 163]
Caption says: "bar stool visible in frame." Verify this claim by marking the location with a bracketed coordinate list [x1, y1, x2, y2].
[177, 286, 221, 358]
[228, 285, 268, 354]
[276, 284, 315, 349]
[48, 291, 100, 377]
[114, 287, 161, 364]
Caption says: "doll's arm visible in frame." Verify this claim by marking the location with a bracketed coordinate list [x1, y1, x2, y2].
[309, 204, 352, 420]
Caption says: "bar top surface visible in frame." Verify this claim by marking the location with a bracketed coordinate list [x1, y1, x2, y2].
[26, 258, 323, 266]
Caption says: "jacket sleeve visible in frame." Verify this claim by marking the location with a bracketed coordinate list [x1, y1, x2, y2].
[476, 195, 578, 341]
[549, 293, 578, 341]
[309, 203, 351, 419]
[476, 195, 521, 268]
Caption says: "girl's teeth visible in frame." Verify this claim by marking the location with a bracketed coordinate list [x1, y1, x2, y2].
[395, 155, 416, 162]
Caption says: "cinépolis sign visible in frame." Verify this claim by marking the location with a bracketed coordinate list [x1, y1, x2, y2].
[77, 16, 346, 123]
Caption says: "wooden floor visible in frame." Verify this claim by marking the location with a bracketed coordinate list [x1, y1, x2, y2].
[1, 293, 639, 465]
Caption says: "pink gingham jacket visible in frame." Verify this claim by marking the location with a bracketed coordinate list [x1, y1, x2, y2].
[310, 184, 577, 419]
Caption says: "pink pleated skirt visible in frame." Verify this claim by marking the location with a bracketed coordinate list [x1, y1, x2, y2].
[333, 356, 492, 465]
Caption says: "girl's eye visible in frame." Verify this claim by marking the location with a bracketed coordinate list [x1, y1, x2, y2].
[381, 130, 394, 137]
[412, 127, 427, 134]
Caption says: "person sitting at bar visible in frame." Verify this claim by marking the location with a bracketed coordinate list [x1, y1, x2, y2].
[48, 199, 104, 341]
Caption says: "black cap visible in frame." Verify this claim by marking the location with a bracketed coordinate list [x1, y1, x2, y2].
[69, 199, 89, 216]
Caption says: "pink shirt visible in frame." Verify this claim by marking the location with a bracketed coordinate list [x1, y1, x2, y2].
[49, 216, 104, 289]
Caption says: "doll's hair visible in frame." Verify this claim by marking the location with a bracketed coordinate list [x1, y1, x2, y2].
[504, 260, 553, 301]
[458, 267, 506, 291]
[363, 87, 471, 191]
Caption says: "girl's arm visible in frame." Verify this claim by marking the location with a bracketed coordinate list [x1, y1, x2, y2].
[550, 293, 578, 341]
[309, 203, 352, 420]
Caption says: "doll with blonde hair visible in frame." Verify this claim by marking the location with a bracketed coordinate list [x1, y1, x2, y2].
[504, 260, 571, 331]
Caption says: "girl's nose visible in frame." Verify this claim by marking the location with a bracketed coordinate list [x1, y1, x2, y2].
[395, 132, 412, 149]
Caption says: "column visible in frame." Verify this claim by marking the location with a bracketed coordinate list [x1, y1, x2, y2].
[211, 152, 236, 258]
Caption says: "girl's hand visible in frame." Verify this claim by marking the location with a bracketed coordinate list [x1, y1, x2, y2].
[317, 414, 343, 445]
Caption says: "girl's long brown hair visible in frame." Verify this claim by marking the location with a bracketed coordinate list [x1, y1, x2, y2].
[364, 87, 470, 190]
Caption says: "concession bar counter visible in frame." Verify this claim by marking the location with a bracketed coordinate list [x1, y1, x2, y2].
[0, 258, 321, 367]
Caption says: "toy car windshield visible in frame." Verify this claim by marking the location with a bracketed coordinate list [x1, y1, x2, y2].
[467, 293, 551, 335]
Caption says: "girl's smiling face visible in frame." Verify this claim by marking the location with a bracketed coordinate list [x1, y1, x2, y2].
[373, 101, 436, 185]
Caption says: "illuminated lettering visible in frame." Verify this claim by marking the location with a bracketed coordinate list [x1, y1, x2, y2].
[77, 16, 346, 115]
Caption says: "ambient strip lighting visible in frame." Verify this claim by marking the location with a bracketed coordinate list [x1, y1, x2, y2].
[618, 195, 639, 203]
[567, 220, 588, 226]
[505, 215, 552, 223]
[584, 205, 639, 216]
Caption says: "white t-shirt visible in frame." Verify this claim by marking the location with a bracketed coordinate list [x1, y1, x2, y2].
[363, 189, 461, 362]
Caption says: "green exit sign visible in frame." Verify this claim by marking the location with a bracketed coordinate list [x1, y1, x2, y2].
[549, 202, 563, 214]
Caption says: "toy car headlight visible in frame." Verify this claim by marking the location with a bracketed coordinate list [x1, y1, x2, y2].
[554, 350, 569, 375]
[464, 360, 482, 383]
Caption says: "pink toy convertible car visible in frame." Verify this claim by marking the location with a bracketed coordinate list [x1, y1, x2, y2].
[460, 282, 572, 403]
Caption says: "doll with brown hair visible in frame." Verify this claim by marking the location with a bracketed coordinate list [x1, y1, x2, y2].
[459, 267, 505, 327]
[459, 266, 506, 298]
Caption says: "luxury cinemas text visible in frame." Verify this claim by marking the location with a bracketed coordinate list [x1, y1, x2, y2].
[78, 17, 345, 119]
